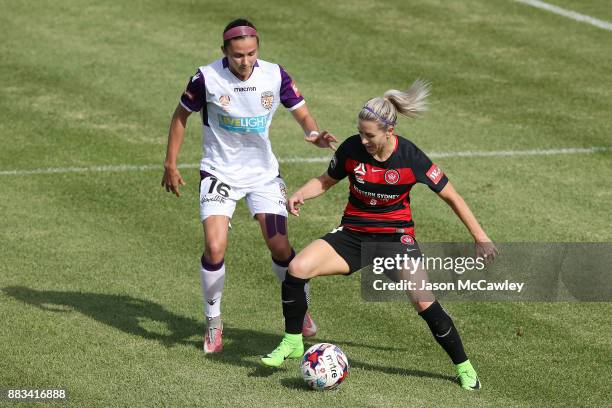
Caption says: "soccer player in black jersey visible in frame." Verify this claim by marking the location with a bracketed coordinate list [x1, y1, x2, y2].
[261, 80, 497, 390]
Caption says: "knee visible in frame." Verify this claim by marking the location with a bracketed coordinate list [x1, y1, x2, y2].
[288, 256, 316, 280]
[269, 242, 292, 261]
[204, 240, 226, 264]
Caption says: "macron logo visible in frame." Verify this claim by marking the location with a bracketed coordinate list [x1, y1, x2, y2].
[234, 86, 256, 92]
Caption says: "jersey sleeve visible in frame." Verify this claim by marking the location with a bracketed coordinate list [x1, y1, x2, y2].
[179, 69, 206, 112]
[279, 65, 305, 111]
[327, 140, 349, 180]
[412, 145, 449, 193]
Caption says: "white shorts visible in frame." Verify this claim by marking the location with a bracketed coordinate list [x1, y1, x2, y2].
[198, 170, 288, 222]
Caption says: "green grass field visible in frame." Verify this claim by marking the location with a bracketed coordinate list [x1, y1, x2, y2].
[1, 0, 611, 406]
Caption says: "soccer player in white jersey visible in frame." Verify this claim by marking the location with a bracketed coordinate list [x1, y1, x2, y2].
[161, 19, 336, 353]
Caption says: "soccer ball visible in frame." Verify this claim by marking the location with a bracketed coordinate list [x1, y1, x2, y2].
[301, 343, 349, 390]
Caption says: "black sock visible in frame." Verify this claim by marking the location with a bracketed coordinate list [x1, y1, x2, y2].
[282, 273, 309, 334]
[419, 301, 468, 365]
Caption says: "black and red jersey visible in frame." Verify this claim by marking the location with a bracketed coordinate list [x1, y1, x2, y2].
[327, 134, 448, 235]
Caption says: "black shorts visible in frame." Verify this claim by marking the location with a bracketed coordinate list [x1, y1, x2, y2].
[321, 227, 422, 274]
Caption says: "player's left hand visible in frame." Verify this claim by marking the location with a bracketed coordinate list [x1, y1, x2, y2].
[305, 130, 338, 150]
[475, 240, 498, 265]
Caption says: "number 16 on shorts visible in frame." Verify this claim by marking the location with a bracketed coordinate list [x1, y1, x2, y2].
[199, 175, 238, 220]
[201, 175, 231, 200]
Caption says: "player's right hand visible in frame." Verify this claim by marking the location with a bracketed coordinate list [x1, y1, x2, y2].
[475, 240, 498, 265]
[161, 167, 186, 197]
[287, 192, 305, 216]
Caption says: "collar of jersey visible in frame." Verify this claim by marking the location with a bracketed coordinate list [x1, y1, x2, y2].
[222, 57, 259, 82]
[372, 135, 399, 164]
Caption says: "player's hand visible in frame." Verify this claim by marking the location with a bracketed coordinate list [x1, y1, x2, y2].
[161, 166, 186, 197]
[287, 192, 305, 216]
[475, 239, 498, 265]
[305, 130, 338, 151]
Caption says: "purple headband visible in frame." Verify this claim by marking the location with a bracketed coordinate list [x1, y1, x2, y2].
[362, 105, 396, 127]
[223, 26, 258, 41]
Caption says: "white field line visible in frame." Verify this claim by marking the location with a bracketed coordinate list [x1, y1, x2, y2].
[515, 0, 612, 31]
[0, 147, 609, 176]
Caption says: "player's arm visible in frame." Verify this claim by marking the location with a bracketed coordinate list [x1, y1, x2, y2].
[287, 172, 339, 216]
[437, 182, 498, 262]
[161, 104, 191, 197]
[162, 69, 204, 197]
[290, 105, 337, 149]
[278, 65, 336, 149]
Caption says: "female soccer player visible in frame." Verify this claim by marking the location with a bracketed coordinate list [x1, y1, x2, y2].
[261, 80, 497, 390]
[161, 19, 336, 353]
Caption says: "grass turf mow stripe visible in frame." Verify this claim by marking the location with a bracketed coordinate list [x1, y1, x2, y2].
[0, 146, 609, 176]
[515, 0, 612, 31]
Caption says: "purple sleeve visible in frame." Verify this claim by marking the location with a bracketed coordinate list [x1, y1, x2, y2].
[279, 65, 305, 110]
[179, 69, 205, 112]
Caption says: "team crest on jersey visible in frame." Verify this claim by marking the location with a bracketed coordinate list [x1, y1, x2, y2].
[384, 169, 400, 184]
[219, 95, 231, 110]
[353, 163, 366, 183]
[400, 235, 414, 245]
[260, 91, 274, 110]
[279, 183, 287, 201]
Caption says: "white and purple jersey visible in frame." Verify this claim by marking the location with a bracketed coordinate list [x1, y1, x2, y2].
[180, 57, 305, 188]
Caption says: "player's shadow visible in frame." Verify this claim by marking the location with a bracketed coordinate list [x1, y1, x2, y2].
[2, 285, 202, 348]
[3, 286, 454, 384]
[279, 360, 456, 391]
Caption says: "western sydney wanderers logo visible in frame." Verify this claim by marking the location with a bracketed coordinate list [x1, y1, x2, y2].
[400, 235, 414, 245]
[261, 91, 274, 109]
[384, 169, 400, 184]
[353, 163, 366, 183]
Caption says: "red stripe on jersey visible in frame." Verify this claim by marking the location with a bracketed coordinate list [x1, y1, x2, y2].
[344, 225, 415, 235]
[344, 201, 412, 221]
[345, 158, 416, 185]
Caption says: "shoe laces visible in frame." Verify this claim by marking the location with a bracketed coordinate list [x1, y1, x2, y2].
[206, 326, 221, 344]
[457, 369, 477, 385]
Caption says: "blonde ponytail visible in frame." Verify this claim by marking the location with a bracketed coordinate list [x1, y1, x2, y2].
[383, 79, 430, 119]
[359, 79, 430, 128]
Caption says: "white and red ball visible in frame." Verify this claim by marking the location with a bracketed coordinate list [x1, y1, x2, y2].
[301, 343, 349, 390]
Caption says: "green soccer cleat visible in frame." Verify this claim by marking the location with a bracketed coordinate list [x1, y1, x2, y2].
[456, 360, 481, 390]
[261, 333, 304, 367]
